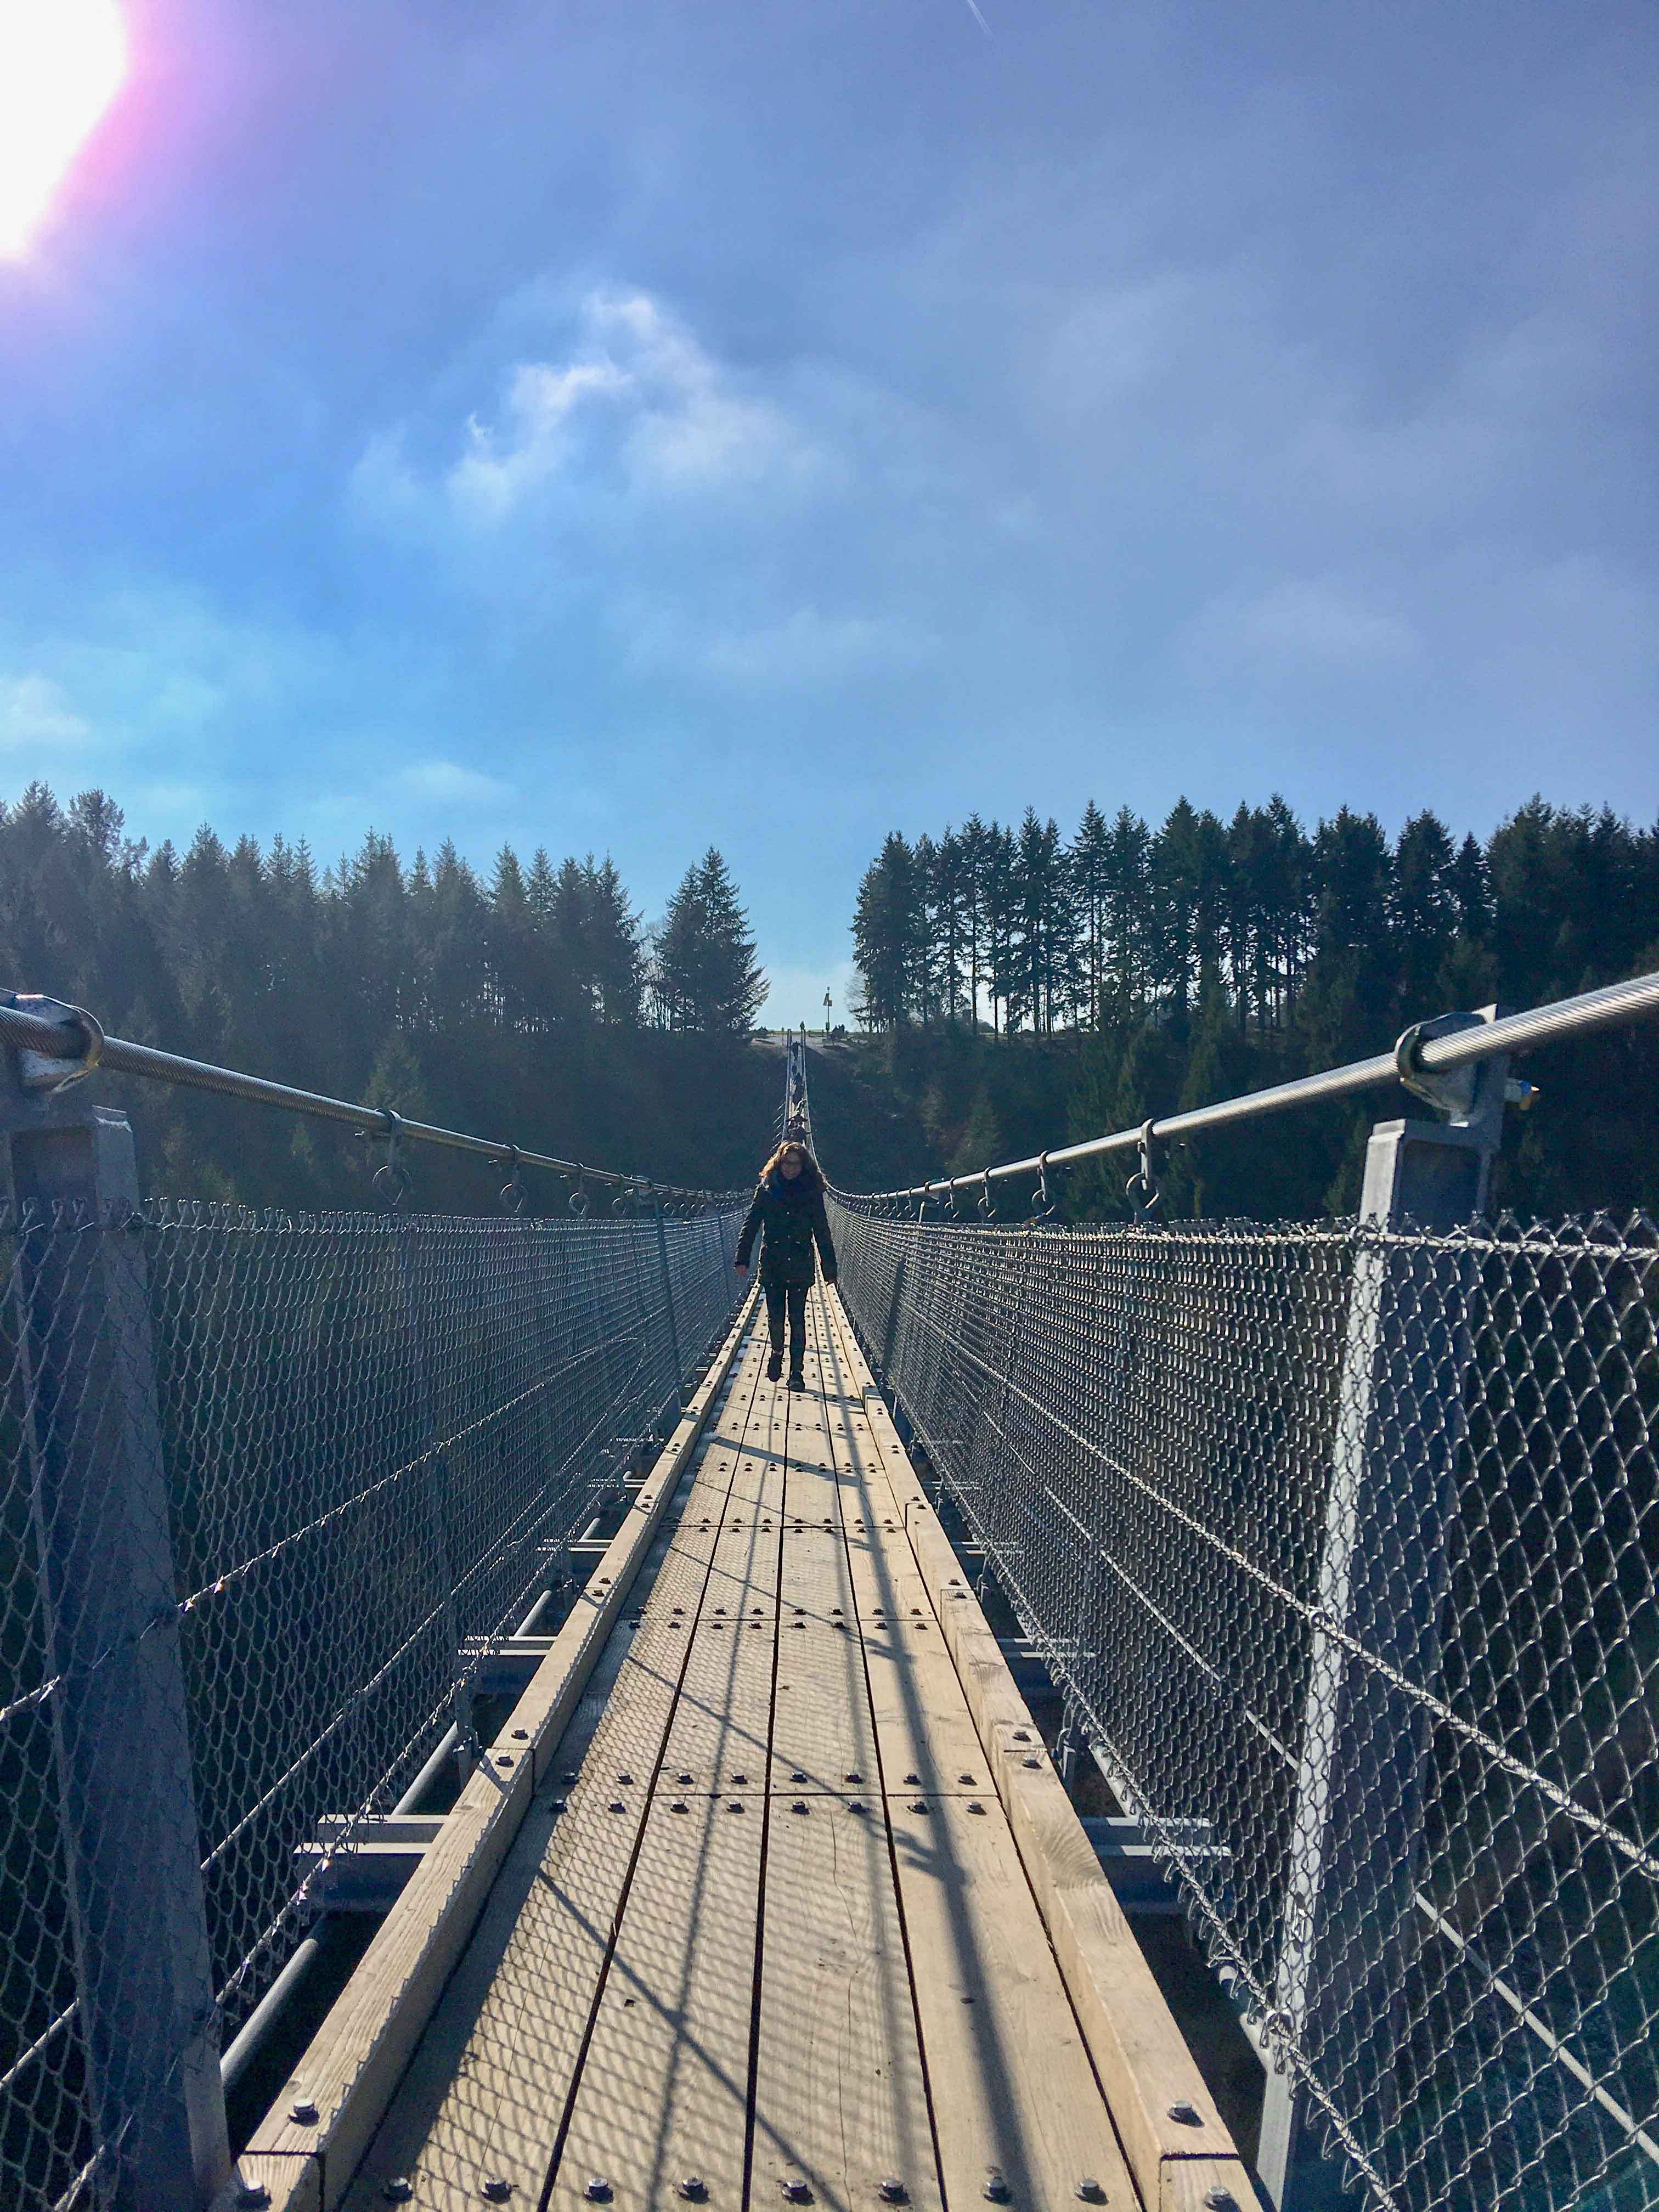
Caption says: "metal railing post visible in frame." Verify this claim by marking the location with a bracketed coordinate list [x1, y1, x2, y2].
[1260, 1028, 1506, 2210]
[3, 1067, 231, 2209]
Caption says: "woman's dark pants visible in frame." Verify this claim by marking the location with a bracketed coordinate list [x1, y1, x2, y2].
[764, 1279, 808, 1373]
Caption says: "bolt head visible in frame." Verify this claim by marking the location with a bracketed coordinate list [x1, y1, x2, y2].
[482, 2181, 512, 2203]
[585, 2181, 612, 2203]
[1167, 2100, 1202, 2126]
[984, 2172, 1010, 2203]
[678, 2178, 707, 2201]
[237, 2188, 272, 2210]
[732, 1772, 749, 1785]
[679, 1771, 694, 1785]
[903, 1772, 919, 1785]
[608, 1799, 625, 1813]
[849, 1799, 866, 1814]
[909, 1800, 928, 1815]
[617, 1771, 633, 1784]
[968, 1801, 986, 1814]
[844, 1771, 862, 1784]
[672, 1799, 689, 1813]
[959, 1773, 977, 1785]
[1013, 1730, 1030, 1743]
[290, 2098, 319, 2126]
[792, 1799, 809, 1814]
[727, 1798, 745, 1812]
[1022, 1757, 1041, 1770]
[1075, 2181, 1103, 2204]
[511, 1728, 529, 1741]
[381, 2183, 414, 2206]
[1203, 2192, 1237, 2211]
[878, 2182, 908, 2204]
[783, 2180, 811, 2203]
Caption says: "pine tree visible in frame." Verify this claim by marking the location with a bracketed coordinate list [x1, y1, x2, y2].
[851, 833, 922, 1031]
[654, 848, 765, 1032]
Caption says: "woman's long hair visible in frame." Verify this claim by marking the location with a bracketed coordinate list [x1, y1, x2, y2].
[760, 1138, 823, 1188]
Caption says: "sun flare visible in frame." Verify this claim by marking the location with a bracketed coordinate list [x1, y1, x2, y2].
[0, 0, 128, 259]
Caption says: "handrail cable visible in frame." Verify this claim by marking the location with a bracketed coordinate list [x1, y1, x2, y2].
[845, 966, 1659, 1200]
[0, 990, 739, 1203]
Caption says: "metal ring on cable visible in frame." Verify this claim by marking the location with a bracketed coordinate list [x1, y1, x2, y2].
[499, 1144, 527, 1218]
[371, 1110, 413, 1212]
[978, 1170, 995, 1221]
[1125, 1119, 1160, 1223]
[568, 1173, 591, 1219]
[947, 1183, 962, 1220]
[1031, 1150, 1056, 1221]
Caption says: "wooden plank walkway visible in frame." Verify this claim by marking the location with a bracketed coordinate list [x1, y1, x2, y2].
[239, 1288, 1254, 2212]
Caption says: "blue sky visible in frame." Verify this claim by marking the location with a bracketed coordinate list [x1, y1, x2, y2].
[2, 0, 1655, 1027]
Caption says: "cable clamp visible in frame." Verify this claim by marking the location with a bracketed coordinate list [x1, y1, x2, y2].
[1394, 1007, 1511, 1134]
[9, 995, 104, 1096]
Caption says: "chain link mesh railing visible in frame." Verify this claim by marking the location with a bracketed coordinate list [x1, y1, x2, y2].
[828, 1192, 1658, 2212]
[1, 1194, 744, 2209]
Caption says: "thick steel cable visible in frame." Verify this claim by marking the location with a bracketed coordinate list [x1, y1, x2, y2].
[0, 994, 741, 1203]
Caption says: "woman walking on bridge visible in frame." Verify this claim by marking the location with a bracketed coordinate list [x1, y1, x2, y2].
[733, 1137, 838, 1389]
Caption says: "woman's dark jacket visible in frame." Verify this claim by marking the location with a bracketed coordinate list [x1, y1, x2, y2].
[735, 1164, 838, 1287]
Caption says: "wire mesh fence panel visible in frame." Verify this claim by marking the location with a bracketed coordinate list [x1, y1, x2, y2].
[828, 1195, 1659, 2212]
[0, 1197, 744, 2210]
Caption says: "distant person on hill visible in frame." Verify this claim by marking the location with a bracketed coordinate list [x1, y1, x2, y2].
[733, 1138, 838, 1390]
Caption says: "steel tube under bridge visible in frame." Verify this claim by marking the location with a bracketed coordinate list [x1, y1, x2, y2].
[865, 966, 1659, 1201]
[0, 991, 735, 1204]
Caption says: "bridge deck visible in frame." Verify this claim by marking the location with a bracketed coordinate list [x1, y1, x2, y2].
[240, 1288, 1249, 2212]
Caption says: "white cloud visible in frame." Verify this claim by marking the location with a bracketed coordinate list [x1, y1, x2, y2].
[359, 287, 822, 539]
[0, 672, 93, 751]
[446, 358, 630, 522]
[398, 758, 513, 805]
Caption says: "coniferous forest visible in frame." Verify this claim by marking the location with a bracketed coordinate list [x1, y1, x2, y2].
[846, 796, 1659, 1220]
[0, 784, 775, 1208]
[2, 781, 1655, 1220]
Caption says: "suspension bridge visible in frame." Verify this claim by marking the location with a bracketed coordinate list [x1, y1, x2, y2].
[1, 974, 1656, 2212]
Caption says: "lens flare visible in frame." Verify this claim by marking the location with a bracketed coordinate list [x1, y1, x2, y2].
[0, 0, 128, 259]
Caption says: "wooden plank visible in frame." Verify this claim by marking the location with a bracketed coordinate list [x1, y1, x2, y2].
[689, 1342, 787, 1520]
[819, 1293, 1255, 2212]
[888, 1793, 1139, 2212]
[338, 1786, 643, 2211]
[776, 1526, 854, 1624]
[770, 1619, 877, 1792]
[549, 1792, 765, 2212]
[240, 1286, 761, 2212]
[752, 1787, 940, 2212]
[658, 1528, 780, 1791]
[859, 1620, 992, 1796]
[333, 1325, 778, 2212]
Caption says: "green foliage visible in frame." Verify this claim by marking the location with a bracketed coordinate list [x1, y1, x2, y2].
[845, 793, 1659, 1220]
[0, 787, 775, 1207]
[652, 848, 765, 1034]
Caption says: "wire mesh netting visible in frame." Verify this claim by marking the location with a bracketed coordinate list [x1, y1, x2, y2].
[1, 1195, 744, 2209]
[828, 1192, 1658, 2212]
